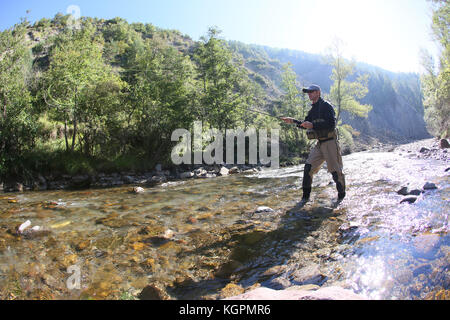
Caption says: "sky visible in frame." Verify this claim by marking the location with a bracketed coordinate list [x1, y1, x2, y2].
[0, 0, 440, 74]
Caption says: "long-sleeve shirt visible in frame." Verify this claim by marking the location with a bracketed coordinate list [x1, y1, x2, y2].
[304, 97, 336, 132]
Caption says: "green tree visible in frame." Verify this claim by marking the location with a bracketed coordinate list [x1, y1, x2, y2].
[421, 1, 449, 138]
[325, 38, 372, 124]
[194, 27, 249, 131]
[44, 24, 125, 153]
[0, 22, 36, 179]
[275, 63, 309, 153]
[126, 37, 197, 163]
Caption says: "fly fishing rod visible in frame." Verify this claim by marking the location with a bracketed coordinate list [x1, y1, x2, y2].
[238, 106, 305, 127]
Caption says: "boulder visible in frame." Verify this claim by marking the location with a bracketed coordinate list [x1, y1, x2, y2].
[419, 147, 430, 153]
[224, 286, 366, 300]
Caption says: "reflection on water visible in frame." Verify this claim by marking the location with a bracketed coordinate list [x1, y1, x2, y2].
[0, 147, 448, 300]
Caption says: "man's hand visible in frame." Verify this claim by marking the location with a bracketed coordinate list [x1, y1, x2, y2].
[280, 117, 295, 124]
[301, 121, 313, 129]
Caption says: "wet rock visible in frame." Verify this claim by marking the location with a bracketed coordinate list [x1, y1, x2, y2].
[286, 284, 320, 291]
[419, 147, 430, 153]
[219, 167, 229, 176]
[74, 240, 90, 252]
[229, 167, 240, 174]
[141, 258, 156, 272]
[139, 284, 170, 300]
[4, 182, 23, 193]
[440, 139, 450, 149]
[94, 250, 107, 258]
[194, 168, 207, 177]
[412, 264, 432, 277]
[242, 230, 266, 245]
[131, 186, 145, 194]
[255, 206, 274, 213]
[70, 175, 91, 189]
[408, 189, 422, 196]
[179, 171, 194, 179]
[400, 196, 417, 204]
[215, 260, 243, 278]
[413, 233, 440, 258]
[269, 276, 292, 289]
[425, 289, 450, 300]
[219, 283, 245, 299]
[262, 265, 287, 277]
[423, 182, 438, 190]
[143, 236, 170, 247]
[186, 216, 198, 224]
[291, 265, 327, 286]
[397, 187, 409, 196]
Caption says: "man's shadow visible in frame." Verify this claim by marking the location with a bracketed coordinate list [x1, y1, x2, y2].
[164, 197, 340, 300]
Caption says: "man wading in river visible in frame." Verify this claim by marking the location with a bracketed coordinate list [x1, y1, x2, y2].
[281, 84, 346, 204]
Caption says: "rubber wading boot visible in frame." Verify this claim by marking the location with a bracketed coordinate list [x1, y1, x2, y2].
[332, 171, 346, 200]
[302, 164, 312, 201]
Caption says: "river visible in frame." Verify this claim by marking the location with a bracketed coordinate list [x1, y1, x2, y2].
[0, 139, 448, 300]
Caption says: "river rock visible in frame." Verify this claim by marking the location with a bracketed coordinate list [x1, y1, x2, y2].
[413, 233, 440, 258]
[423, 182, 437, 190]
[269, 276, 292, 289]
[419, 147, 430, 153]
[132, 186, 145, 194]
[219, 167, 229, 176]
[224, 286, 366, 300]
[219, 283, 245, 299]
[291, 264, 327, 286]
[138, 284, 170, 300]
[179, 171, 194, 179]
[194, 168, 207, 177]
[397, 187, 409, 196]
[255, 206, 274, 213]
[229, 167, 240, 174]
[70, 175, 91, 189]
[408, 189, 422, 196]
[440, 139, 450, 149]
[400, 196, 417, 204]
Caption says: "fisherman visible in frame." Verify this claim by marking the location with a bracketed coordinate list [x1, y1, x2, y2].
[281, 84, 346, 203]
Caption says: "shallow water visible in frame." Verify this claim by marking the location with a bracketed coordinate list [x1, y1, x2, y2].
[0, 146, 448, 300]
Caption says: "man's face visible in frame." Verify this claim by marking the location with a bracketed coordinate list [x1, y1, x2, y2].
[307, 90, 320, 103]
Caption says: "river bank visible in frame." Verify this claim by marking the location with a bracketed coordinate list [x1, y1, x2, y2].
[3, 137, 444, 194]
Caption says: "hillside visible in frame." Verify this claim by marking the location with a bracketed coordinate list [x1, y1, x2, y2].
[229, 42, 430, 142]
[25, 16, 430, 144]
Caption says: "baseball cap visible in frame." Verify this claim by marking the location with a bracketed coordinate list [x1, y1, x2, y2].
[302, 84, 321, 93]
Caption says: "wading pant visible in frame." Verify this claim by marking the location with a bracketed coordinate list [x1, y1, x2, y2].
[302, 138, 346, 199]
